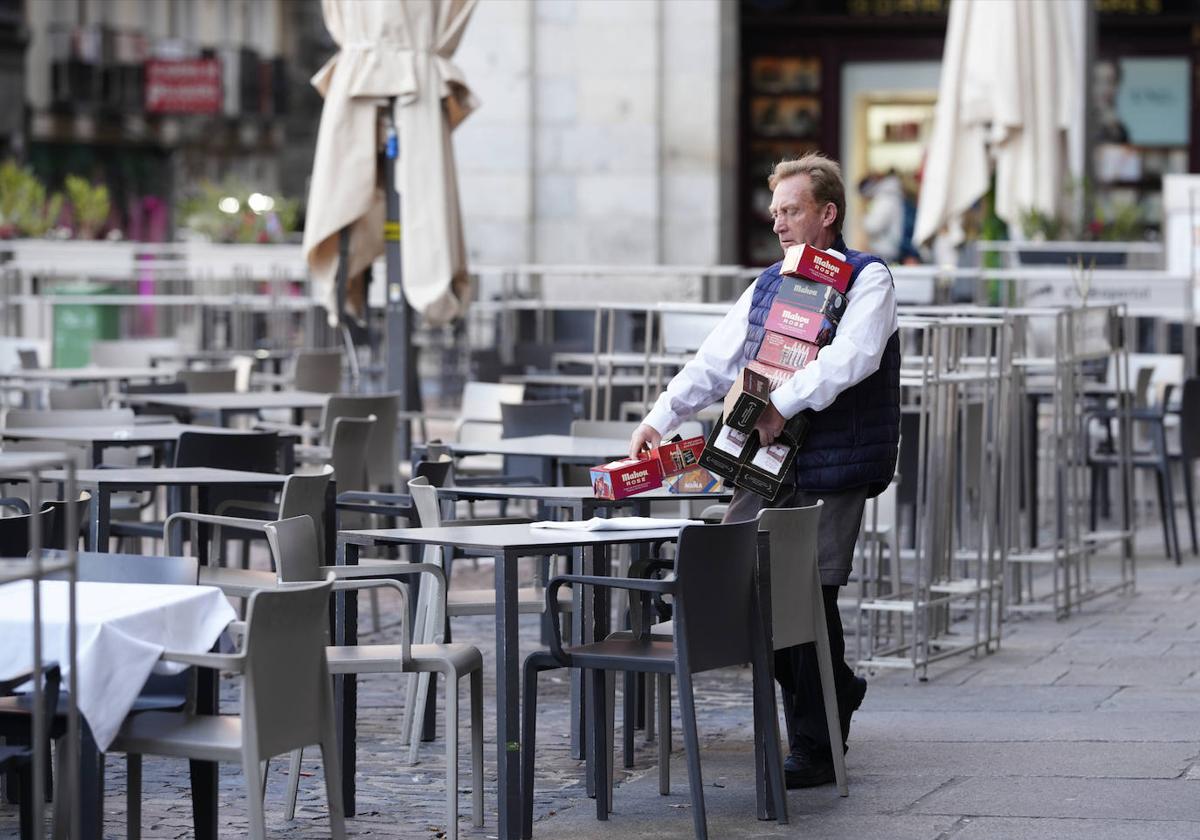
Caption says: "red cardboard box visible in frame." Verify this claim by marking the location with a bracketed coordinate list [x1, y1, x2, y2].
[747, 359, 796, 391]
[653, 436, 706, 476]
[775, 276, 847, 322]
[756, 330, 820, 371]
[781, 244, 852, 294]
[764, 299, 836, 346]
[590, 455, 663, 500]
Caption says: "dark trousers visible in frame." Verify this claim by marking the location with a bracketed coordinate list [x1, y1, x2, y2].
[774, 585, 856, 759]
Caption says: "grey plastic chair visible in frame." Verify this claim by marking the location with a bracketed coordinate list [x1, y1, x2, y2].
[403, 477, 564, 762]
[263, 516, 483, 840]
[109, 575, 345, 840]
[177, 368, 237, 393]
[501, 399, 575, 484]
[17, 348, 39, 370]
[47, 384, 105, 410]
[293, 350, 343, 393]
[569, 419, 640, 440]
[520, 519, 787, 840]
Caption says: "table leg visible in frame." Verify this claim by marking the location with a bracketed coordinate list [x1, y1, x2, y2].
[495, 548, 521, 840]
[90, 489, 109, 553]
[190, 665, 219, 840]
[335, 539, 359, 818]
[569, 502, 586, 760]
[77, 720, 102, 840]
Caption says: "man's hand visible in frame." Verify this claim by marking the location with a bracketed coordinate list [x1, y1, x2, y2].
[629, 424, 662, 459]
[754, 403, 787, 446]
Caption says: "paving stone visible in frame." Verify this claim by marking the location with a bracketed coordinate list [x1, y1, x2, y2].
[951, 816, 1200, 840]
[909, 776, 1200, 821]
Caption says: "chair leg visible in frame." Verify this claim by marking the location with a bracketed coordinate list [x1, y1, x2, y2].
[51, 745, 68, 840]
[469, 669, 484, 828]
[623, 670, 636, 769]
[407, 672, 432, 765]
[445, 670, 460, 840]
[284, 748, 303, 821]
[242, 747, 267, 840]
[127, 753, 142, 840]
[674, 667, 708, 840]
[644, 673, 656, 743]
[1155, 471, 1173, 559]
[1181, 459, 1198, 556]
[656, 674, 670, 796]
[814, 611, 850, 798]
[590, 669, 610, 821]
[521, 656, 547, 840]
[369, 588, 382, 634]
[1161, 464, 1182, 565]
[318, 694, 347, 840]
[16, 763, 33, 840]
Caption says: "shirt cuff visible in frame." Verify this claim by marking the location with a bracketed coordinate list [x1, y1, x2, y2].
[642, 405, 676, 437]
[769, 387, 805, 420]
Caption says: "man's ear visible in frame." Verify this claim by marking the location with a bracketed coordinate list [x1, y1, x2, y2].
[822, 202, 838, 230]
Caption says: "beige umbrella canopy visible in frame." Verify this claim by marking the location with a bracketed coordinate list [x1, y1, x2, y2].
[914, 0, 1083, 247]
[303, 0, 478, 327]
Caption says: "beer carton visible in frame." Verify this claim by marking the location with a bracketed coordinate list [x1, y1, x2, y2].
[663, 466, 722, 495]
[780, 244, 852, 294]
[652, 435, 706, 476]
[735, 412, 812, 501]
[746, 359, 795, 391]
[764, 299, 836, 346]
[590, 455, 663, 500]
[756, 330, 820, 371]
[775, 276, 847, 322]
[721, 366, 773, 432]
[698, 419, 753, 484]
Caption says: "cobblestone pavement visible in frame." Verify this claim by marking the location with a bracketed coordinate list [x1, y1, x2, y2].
[3, 528, 1198, 839]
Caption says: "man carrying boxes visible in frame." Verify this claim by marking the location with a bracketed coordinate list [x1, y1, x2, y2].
[629, 153, 900, 789]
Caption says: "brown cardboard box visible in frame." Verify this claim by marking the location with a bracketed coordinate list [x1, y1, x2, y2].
[721, 366, 773, 432]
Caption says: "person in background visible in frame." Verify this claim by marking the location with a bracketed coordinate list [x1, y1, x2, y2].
[629, 152, 900, 788]
[860, 169, 905, 263]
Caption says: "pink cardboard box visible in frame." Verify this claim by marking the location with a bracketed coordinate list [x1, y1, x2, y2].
[780, 244, 852, 294]
[764, 300, 836, 346]
[746, 359, 795, 391]
[774, 276, 847, 322]
[756, 330, 820, 371]
[590, 455, 663, 500]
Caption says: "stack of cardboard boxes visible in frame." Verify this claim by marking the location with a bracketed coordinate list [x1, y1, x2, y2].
[698, 243, 852, 500]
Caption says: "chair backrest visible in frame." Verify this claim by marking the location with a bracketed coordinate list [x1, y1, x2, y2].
[500, 400, 575, 438]
[460, 381, 525, 423]
[293, 350, 343, 393]
[659, 312, 723, 354]
[42, 491, 91, 551]
[175, 430, 281, 471]
[570, 419, 640, 440]
[411, 458, 452, 488]
[263, 515, 324, 583]
[17, 348, 40, 370]
[408, 475, 442, 528]
[756, 503, 824, 650]
[322, 394, 400, 488]
[672, 518, 761, 674]
[1133, 366, 1155, 409]
[1179, 378, 1200, 461]
[48, 384, 105, 410]
[0, 505, 55, 557]
[178, 368, 237, 393]
[90, 338, 180, 368]
[72, 550, 199, 584]
[278, 468, 334, 556]
[240, 573, 335, 759]
[329, 415, 375, 494]
[4, 408, 136, 429]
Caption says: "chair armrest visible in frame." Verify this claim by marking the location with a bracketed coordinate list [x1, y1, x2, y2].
[213, 499, 278, 518]
[163, 511, 271, 547]
[338, 490, 412, 506]
[159, 649, 245, 673]
[0, 497, 30, 515]
[225, 620, 248, 646]
[545, 574, 675, 664]
[451, 475, 541, 487]
[336, 491, 415, 519]
[0, 662, 59, 695]
[251, 419, 310, 437]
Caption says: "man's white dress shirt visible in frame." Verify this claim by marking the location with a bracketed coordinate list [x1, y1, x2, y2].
[643, 260, 898, 436]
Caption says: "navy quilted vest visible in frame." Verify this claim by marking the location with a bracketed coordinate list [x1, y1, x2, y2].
[743, 237, 900, 496]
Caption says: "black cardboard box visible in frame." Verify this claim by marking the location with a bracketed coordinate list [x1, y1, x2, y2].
[721, 366, 773, 432]
[698, 419, 752, 484]
[699, 412, 811, 500]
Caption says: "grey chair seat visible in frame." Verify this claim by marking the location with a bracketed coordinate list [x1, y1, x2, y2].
[326, 643, 482, 675]
[563, 637, 676, 670]
[112, 711, 243, 763]
[198, 566, 275, 597]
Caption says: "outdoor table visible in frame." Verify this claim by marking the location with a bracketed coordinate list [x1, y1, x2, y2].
[0, 579, 235, 840]
[0, 423, 270, 469]
[120, 390, 328, 426]
[425, 434, 630, 485]
[5, 467, 292, 556]
[336, 521, 690, 838]
[149, 348, 290, 376]
[0, 367, 172, 386]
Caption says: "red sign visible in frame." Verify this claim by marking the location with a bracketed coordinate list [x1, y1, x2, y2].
[145, 59, 221, 114]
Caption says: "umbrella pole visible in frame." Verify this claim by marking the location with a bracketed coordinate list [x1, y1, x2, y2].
[383, 101, 422, 462]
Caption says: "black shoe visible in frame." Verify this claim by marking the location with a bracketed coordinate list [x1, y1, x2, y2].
[840, 676, 868, 745]
[784, 751, 835, 789]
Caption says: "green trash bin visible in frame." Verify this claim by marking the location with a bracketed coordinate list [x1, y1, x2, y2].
[50, 283, 119, 368]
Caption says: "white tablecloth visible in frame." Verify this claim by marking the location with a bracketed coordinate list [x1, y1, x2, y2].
[0, 580, 236, 750]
